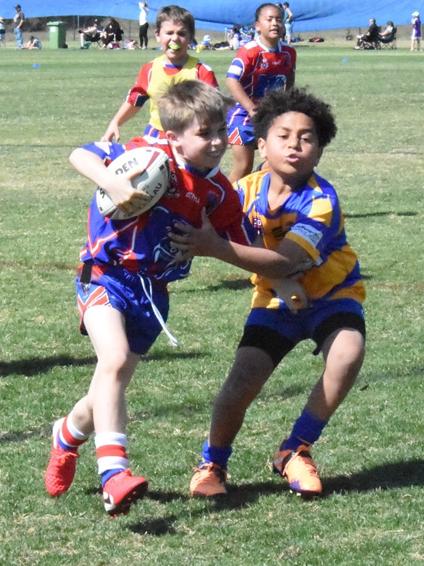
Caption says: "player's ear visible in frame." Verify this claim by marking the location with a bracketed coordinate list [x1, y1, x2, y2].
[165, 130, 176, 140]
[257, 137, 267, 159]
[165, 130, 180, 151]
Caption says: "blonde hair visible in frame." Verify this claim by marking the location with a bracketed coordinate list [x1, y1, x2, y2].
[158, 80, 233, 133]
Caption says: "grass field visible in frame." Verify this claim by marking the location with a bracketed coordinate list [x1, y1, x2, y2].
[1, 45, 424, 565]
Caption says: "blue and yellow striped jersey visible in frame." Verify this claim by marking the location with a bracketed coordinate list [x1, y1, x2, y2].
[235, 170, 366, 309]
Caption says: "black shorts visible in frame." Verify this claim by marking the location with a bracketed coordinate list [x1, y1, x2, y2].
[238, 305, 366, 368]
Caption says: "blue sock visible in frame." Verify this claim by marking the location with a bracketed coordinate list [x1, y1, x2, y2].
[201, 440, 232, 469]
[281, 410, 327, 451]
[101, 468, 125, 488]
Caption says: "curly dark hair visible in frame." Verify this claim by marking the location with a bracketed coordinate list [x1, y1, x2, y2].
[253, 87, 337, 148]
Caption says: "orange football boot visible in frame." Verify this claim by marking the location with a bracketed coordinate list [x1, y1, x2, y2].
[273, 444, 322, 497]
[189, 462, 227, 497]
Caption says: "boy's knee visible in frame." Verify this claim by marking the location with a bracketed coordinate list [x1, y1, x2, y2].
[323, 329, 365, 382]
[97, 353, 135, 383]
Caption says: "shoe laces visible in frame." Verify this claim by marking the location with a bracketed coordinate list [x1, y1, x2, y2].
[196, 462, 227, 483]
[286, 446, 318, 476]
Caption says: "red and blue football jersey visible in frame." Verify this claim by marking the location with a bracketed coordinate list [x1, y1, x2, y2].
[226, 39, 296, 103]
[226, 39, 296, 144]
[79, 138, 255, 283]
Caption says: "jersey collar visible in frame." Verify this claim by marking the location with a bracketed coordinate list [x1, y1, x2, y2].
[256, 37, 281, 53]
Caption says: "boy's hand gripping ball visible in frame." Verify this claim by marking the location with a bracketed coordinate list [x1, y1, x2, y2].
[96, 146, 170, 220]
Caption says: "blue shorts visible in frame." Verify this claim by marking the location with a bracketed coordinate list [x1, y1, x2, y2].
[76, 265, 169, 355]
[227, 107, 255, 146]
[239, 298, 365, 366]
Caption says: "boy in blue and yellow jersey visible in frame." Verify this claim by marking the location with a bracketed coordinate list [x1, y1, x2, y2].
[44, 81, 256, 516]
[170, 87, 366, 498]
[103, 5, 218, 143]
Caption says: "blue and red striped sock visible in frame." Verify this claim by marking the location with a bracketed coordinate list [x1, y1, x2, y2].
[95, 432, 129, 488]
[56, 415, 89, 453]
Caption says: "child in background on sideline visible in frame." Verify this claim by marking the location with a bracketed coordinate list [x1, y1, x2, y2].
[44, 81, 257, 516]
[0, 17, 6, 46]
[102, 5, 218, 143]
[282, 2, 294, 44]
[138, 1, 149, 49]
[226, 2, 296, 183]
[170, 87, 366, 498]
[410, 11, 421, 51]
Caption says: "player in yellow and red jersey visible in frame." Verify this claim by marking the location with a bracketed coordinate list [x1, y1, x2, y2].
[102, 5, 218, 144]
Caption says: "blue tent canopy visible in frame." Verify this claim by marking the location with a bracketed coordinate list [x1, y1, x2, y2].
[1, 0, 418, 31]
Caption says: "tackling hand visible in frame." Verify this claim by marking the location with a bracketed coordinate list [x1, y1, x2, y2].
[168, 208, 218, 257]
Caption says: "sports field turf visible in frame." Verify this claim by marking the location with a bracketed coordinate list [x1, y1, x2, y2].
[1, 45, 424, 564]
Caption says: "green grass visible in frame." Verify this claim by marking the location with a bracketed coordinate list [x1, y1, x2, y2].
[1, 46, 424, 565]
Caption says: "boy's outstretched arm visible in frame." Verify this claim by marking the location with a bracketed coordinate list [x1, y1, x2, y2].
[169, 209, 312, 280]
[102, 101, 140, 142]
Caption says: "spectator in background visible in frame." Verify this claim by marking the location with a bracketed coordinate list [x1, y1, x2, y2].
[79, 19, 102, 48]
[379, 20, 395, 39]
[102, 17, 123, 48]
[228, 25, 241, 50]
[240, 24, 255, 44]
[139, 2, 149, 49]
[275, 3, 286, 40]
[282, 2, 293, 44]
[13, 4, 25, 49]
[24, 35, 42, 49]
[410, 11, 421, 51]
[124, 38, 139, 49]
[199, 33, 212, 50]
[0, 17, 6, 46]
[355, 18, 380, 49]
[378, 20, 396, 46]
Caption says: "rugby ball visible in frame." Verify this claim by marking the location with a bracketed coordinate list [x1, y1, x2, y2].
[96, 146, 170, 220]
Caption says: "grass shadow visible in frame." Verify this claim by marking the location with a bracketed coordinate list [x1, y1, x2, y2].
[128, 515, 178, 536]
[140, 351, 208, 362]
[146, 489, 190, 504]
[127, 490, 188, 536]
[0, 426, 50, 444]
[324, 458, 424, 495]
[0, 351, 208, 378]
[0, 355, 96, 378]
[345, 210, 417, 219]
[209, 480, 288, 510]
[262, 383, 307, 401]
[181, 278, 251, 294]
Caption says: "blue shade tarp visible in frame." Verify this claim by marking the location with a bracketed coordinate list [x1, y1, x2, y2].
[1, 0, 418, 31]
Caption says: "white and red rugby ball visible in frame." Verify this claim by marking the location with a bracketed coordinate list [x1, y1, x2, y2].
[96, 146, 170, 220]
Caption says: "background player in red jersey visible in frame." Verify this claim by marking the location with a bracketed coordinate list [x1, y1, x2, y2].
[44, 81, 255, 517]
[226, 3, 296, 183]
[102, 5, 218, 143]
